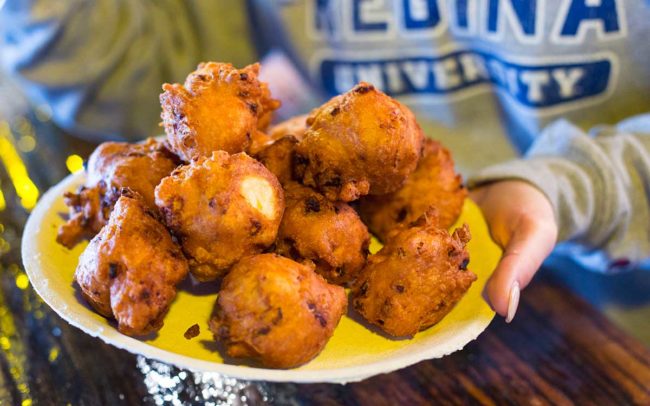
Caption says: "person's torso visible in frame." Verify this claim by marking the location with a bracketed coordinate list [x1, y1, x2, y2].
[246, 0, 650, 175]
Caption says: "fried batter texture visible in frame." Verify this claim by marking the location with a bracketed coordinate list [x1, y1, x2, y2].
[359, 139, 466, 241]
[294, 82, 424, 201]
[254, 136, 299, 185]
[248, 115, 308, 157]
[276, 182, 370, 285]
[268, 114, 309, 142]
[155, 151, 284, 281]
[75, 193, 189, 336]
[351, 210, 476, 337]
[161, 62, 280, 162]
[209, 254, 347, 368]
[248, 114, 309, 156]
[57, 138, 179, 248]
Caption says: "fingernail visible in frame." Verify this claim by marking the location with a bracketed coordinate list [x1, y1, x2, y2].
[506, 281, 520, 323]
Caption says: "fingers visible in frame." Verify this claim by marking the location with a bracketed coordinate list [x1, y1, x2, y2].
[472, 180, 558, 322]
[483, 218, 557, 321]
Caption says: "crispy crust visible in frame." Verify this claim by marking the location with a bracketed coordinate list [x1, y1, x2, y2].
[160, 62, 280, 162]
[254, 136, 300, 185]
[275, 182, 370, 286]
[359, 139, 467, 241]
[75, 193, 189, 336]
[294, 82, 424, 201]
[351, 210, 476, 337]
[155, 151, 285, 281]
[209, 254, 347, 368]
[247, 113, 308, 159]
[57, 138, 179, 248]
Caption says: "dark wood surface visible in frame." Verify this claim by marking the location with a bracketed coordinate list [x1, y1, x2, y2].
[0, 114, 648, 405]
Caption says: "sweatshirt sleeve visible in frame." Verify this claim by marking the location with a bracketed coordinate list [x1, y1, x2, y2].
[468, 114, 650, 267]
[0, 0, 232, 141]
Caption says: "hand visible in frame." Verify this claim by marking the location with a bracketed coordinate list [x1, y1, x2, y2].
[469, 180, 558, 323]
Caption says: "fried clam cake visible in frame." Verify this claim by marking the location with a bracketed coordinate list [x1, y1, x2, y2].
[155, 151, 284, 281]
[75, 192, 189, 336]
[351, 209, 476, 337]
[275, 182, 370, 286]
[294, 82, 424, 202]
[247, 114, 308, 156]
[160, 62, 280, 162]
[253, 135, 300, 185]
[248, 115, 310, 185]
[57, 138, 179, 249]
[209, 254, 347, 368]
[359, 138, 466, 242]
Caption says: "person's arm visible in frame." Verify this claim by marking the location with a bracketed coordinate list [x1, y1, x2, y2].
[0, 0, 227, 141]
[469, 114, 650, 321]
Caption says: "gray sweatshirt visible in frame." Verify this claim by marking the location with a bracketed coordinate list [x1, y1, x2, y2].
[1, 0, 648, 272]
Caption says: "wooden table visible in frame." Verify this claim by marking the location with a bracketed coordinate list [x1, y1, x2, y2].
[0, 116, 648, 405]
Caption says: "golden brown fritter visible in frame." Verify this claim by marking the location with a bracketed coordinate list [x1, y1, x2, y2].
[268, 114, 309, 142]
[208, 254, 347, 368]
[248, 115, 310, 184]
[57, 138, 179, 249]
[294, 82, 424, 201]
[155, 151, 285, 281]
[160, 62, 280, 162]
[75, 193, 189, 336]
[256, 81, 279, 132]
[276, 182, 370, 286]
[254, 136, 299, 185]
[351, 210, 476, 337]
[247, 114, 308, 157]
[57, 183, 107, 249]
[359, 139, 466, 241]
[247, 130, 276, 157]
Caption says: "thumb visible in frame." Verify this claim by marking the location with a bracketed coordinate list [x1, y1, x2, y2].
[483, 218, 556, 322]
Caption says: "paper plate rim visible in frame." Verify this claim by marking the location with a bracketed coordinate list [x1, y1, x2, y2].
[22, 171, 495, 384]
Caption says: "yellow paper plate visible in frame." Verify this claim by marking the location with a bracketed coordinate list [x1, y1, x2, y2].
[22, 171, 500, 383]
